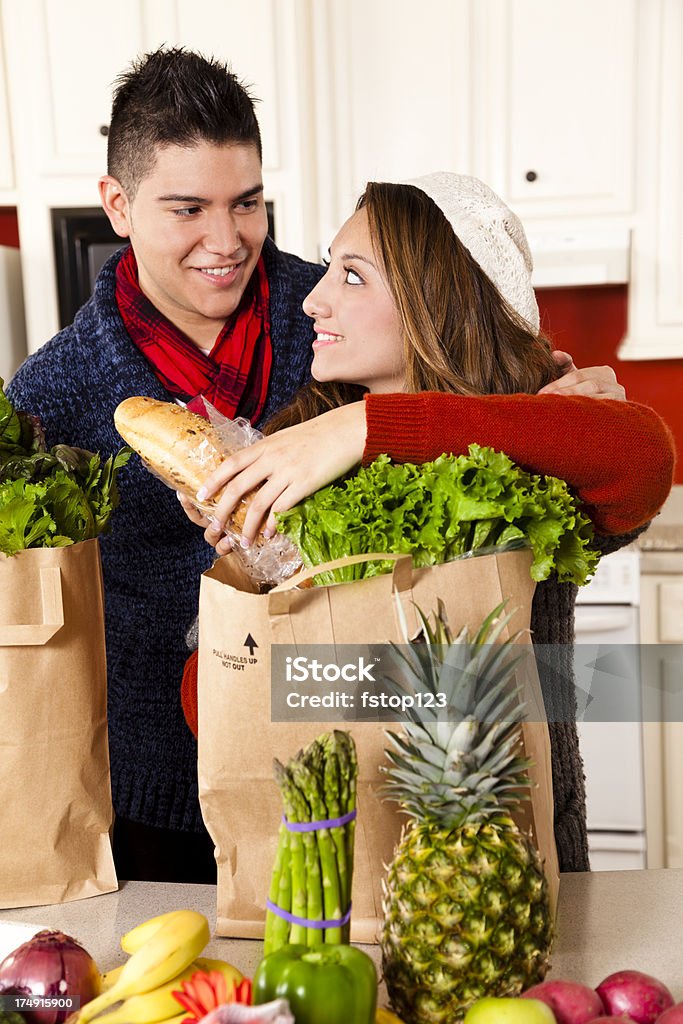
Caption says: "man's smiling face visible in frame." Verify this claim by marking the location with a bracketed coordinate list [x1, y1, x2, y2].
[101, 140, 269, 347]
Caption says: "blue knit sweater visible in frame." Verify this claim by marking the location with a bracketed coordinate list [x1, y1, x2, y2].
[7, 239, 324, 832]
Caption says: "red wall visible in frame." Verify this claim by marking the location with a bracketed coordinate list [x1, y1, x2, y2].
[0, 208, 20, 248]
[537, 285, 682, 484]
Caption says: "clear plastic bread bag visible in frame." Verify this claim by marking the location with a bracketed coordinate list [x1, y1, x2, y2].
[180, 396, 303, 587]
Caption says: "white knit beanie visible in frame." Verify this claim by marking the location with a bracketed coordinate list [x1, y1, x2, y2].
[402, 172, 540, 333]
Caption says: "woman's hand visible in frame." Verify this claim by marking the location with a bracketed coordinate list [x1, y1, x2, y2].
[539, 350, 627, 400]
[188, 401, 367, 552]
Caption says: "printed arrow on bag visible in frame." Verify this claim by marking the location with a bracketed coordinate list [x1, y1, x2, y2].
[244, 633, 258, 656]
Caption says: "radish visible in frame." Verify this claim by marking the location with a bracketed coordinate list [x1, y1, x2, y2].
[522, 980, 604, 1024]
[595, 970, 673, 1024]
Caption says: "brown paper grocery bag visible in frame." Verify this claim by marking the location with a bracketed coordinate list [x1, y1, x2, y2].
[0, 539, 118, 907]
[197, 547, 559, 941]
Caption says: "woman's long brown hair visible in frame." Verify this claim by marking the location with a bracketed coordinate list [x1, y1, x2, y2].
[264, 182, 559, 434]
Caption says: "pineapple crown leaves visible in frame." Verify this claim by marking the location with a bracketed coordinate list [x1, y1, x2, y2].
[380, 600, 534, 827]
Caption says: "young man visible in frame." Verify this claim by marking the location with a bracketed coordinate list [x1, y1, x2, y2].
[7, 47, 629, 882]
[7, 48, 324, 883]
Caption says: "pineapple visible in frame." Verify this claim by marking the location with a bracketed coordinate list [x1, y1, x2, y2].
[380, 602, 553, 1024]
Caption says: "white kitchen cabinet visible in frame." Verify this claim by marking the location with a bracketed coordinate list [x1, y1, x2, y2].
[311, 0, 677, 352]
[640, 560, 683, 869]
[640, 572, 683, 644]
[171, 1, 281, 172]
[0, 16, 15, 197]
[0, 0, 316, 353]
[312, 0, 638, 245]
[1, 0, 302, 180]
[1, 0, 165, 352]
[166, 0, 318, 261]
[310, 0, 473, 251]
[2, 0, 157, 179]
[619, 0, 683, 359]
[313, 0, 683, 339]
[471, 0, 637, 222]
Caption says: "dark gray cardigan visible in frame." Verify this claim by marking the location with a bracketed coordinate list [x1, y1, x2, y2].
[531, 521, 646, 873]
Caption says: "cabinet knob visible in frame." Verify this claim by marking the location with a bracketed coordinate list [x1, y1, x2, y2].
[525, 170, 538, 182]
[99, 125, 110, 137]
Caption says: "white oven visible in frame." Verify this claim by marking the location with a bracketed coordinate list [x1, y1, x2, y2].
[574, 547, 645, 870]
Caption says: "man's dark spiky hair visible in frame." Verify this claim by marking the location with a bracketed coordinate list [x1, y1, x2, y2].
[107, 46, 262, 197]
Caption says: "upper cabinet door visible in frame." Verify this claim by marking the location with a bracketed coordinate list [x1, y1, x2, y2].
[168, 0, 281, 173]
[4, 0, 299, 180]
[3, 0, 160, 178]
[159, 0, 318, 258]
[620, 0, 683, 359]
[42, 0, 146, 172]
[0, 29, 15, 193]
[472, 0, 637, 220]
[310, 0, 472, 247]
[311, 0, 638, 244]
[1, 0, 318, 352]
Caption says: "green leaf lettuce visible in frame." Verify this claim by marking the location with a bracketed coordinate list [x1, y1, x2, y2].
[276, 445, 599, 587]
[0, 377, 132, 555]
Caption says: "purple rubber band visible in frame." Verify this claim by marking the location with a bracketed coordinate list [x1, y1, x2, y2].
[281, 809, 357, 832]
[266, 899, 352, 930]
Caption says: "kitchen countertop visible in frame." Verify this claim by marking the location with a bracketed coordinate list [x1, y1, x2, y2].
[639, 524, 683, 551]
[2, 870, 683, 999]
[638, 484, 683, 554]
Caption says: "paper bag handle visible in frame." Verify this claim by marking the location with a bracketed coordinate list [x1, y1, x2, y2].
[0, 567, 65, 647]
[270, 551, 413, 594]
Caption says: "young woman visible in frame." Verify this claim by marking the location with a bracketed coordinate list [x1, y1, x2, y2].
[181, 173, 675, 873]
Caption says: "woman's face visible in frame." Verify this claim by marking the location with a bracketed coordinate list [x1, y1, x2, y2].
[302, 207, 405, 393]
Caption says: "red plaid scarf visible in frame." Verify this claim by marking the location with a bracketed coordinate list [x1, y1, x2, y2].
[116, 246, 272, 423]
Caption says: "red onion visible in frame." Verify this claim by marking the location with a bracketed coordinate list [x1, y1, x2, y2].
[0, 929, 100, 1024]
[657, 1006, 683, 1024]
[522, 979, 605, 1024]
[596, 970, 674, 1024]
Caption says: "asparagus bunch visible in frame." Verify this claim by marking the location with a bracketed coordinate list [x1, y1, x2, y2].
[264, 730, 358, 956]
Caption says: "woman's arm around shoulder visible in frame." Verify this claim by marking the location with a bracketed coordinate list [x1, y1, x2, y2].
[364, 392, 676, 535]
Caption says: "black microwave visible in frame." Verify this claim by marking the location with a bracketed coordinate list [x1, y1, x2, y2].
[51, 203, 276, 329]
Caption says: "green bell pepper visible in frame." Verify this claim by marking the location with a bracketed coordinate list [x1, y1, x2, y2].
[253, 943, 377, 1024]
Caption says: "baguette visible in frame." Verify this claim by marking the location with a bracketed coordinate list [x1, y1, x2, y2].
[114, 396, 252, 531]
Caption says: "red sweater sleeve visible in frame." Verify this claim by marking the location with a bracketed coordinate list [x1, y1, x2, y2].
[363, 393, 676, 536]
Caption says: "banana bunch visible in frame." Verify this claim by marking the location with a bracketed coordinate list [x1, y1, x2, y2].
[80, 910, 241, 1024]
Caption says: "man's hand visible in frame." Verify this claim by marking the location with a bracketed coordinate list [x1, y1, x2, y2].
[538, 350, 627, 400]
